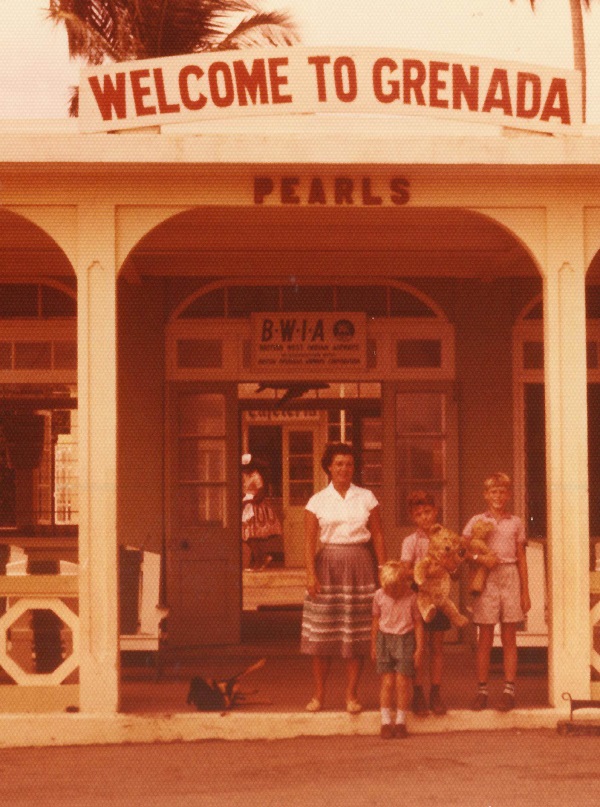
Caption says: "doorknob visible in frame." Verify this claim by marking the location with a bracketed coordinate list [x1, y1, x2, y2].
[180, 540, 190, 550]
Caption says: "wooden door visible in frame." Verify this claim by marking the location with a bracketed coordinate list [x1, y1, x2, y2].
[167, 384, 240, 646]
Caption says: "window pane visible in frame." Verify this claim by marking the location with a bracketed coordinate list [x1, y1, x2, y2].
[289, 456, 313, 480]
[282, 285, 334, 311]
[54, 341, 77, 369]
[361, 450, 382, 485]
[524, 383, 546, 538]
[228, 285, 279, 317]
[179, 288, 225, 318]
[0, 343, 11, 369]
[178, 440, 225, 482]
[336, 286, 386, 316]
[41, 286, 76, 318]
[396, 437, 444, 479]
[396, 393, 443, 434]
[0, 284, 38, 317]
[362, 418, 382, 449]
[523, 341, 543, 370]
[179, 394, 225, 435]
[14, 342, 52, 369]
[178, 486, 225, 525]
[389, 287, 435, 318]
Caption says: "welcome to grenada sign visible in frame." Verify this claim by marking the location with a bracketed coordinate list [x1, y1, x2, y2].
[78, 46, 582, 136]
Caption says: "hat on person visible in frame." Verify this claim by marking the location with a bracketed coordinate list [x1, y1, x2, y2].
[241, 453, 270, 477]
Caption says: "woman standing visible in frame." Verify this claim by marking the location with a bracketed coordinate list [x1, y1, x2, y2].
[301, 443, 386, 713]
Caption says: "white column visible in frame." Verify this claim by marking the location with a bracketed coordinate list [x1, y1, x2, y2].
[543, 205, 590, 706]
[76, 203, 120, 713]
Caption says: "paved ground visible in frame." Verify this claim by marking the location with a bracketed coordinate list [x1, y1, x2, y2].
[1, 728, 599, 806]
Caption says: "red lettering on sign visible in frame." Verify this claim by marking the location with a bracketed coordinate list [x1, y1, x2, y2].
[308, 177, 326, 204]
[335, 177, 354, 205]
[269, 58, 292, 104]
[179, 65, 206, 110]
[482, 69, 512, 115]
[452, 64, 479, 111]
[390, 177, 410, 206]
[362, 178, 382, 205]
[429, 61, 449, 109]
[281, 177, 300, 204]
[87, 73, 127, 121]
[516, 72, 541, 119]
[208, 62, 235, 107]
[540, 78, 571, 125]
[254, 177, 274, 204]
[333, 57, 357, 103]
[372, 58, 399, 103]
[233, 59, 269, 106]
[308, 56, 331, 102]
[153, 68, 180, 114]
[130, 69, 156, 116]
[403, 60, 426, 106]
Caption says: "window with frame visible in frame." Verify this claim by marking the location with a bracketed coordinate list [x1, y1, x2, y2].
[395, 392, 447, 525]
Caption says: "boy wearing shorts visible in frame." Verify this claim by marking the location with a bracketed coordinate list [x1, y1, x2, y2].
[401, 490, 449, 716]
[372, 560, 424, 738]
[462, 473, 531, 712]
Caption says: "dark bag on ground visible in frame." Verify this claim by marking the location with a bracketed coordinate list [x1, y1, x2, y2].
[187, 658, 266, 711]
[187, 676, 231, 711]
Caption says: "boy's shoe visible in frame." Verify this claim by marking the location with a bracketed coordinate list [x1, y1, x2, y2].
[497, 691, 515, 712]
[380, 723, 394, 739]
[394, 723, 408, 739]
[429, 689, 447, 716]
[411, 687, 429, 716]
[470, 692, 488, 711]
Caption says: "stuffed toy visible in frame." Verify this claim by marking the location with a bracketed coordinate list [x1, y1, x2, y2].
[464, 519, 496, 596]
[413, 524, 469, 628]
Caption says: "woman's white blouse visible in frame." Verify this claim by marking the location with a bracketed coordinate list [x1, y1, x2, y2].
[305, 482, 379, 544]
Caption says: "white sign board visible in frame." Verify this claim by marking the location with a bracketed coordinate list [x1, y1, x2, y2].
[79, 46, 582, 135]
[251, 312, 367, 370]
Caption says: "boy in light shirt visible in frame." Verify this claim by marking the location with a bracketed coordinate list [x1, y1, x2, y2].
[400, 490, 450, 716]
[462, 473, 531, 712]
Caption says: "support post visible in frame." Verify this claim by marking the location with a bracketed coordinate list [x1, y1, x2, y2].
[543, 205, 590, 706]
[76, 204, 119, 713]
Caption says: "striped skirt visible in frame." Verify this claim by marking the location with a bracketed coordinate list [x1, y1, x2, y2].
[300, 543, 376, 658]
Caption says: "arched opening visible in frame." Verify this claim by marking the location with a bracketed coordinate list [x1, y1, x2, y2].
[0, 209, 77, 685]
[117, 203, 547, 707]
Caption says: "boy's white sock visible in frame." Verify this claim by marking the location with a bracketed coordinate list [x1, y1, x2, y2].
[395, 709, 406, 725]
[381, 707, 393, 725]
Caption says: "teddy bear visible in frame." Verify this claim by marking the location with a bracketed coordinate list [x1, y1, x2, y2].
[413, 524, 469, 628]
[464, 519, 496, 597]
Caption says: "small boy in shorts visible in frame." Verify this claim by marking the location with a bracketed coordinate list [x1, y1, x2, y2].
[462, 473, 531, 712]
[401, 490, 449, 715]
[371, 560, 424, 738]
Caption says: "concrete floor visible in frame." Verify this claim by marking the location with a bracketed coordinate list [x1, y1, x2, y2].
[120, 609, 550, 715]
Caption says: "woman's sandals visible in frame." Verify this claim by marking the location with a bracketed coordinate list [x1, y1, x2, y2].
[305, 697, 322, 712]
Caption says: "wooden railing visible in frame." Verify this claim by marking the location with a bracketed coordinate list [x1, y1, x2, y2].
[0, 574, 79, 711]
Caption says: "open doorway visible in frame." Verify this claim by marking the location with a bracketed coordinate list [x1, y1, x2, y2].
[239, 382, 382, 613]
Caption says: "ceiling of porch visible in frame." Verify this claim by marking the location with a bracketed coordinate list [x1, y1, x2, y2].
[0, 210, 73, 277]
[124, 206, 538, 280]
